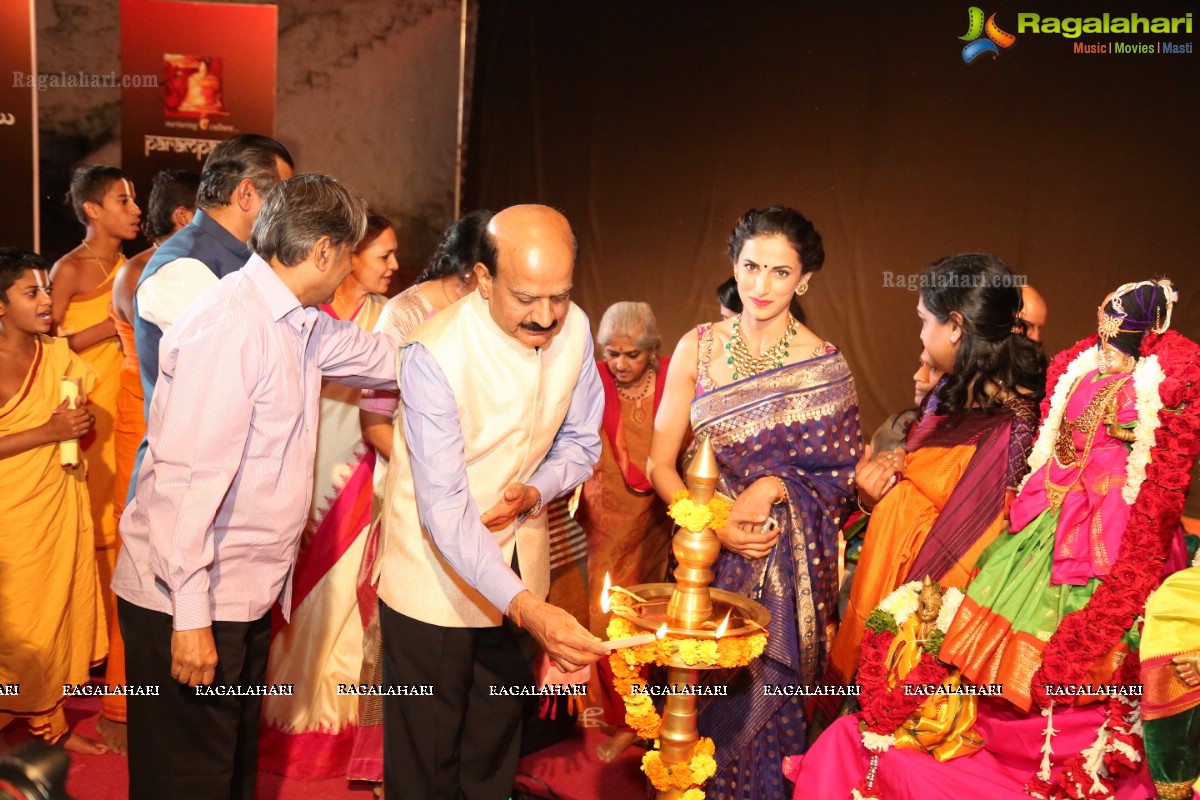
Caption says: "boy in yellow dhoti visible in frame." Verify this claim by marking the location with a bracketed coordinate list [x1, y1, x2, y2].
[0, 249, 107, 754]
[50, 166, 141, 662]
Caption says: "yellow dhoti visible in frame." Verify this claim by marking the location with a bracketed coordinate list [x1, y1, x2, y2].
[59, 265, 123, 645]
[0, 337, 105, 741]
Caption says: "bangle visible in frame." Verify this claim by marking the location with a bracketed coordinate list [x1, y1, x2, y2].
[769, 475, 787, 505]
[857, 495, 873, 516]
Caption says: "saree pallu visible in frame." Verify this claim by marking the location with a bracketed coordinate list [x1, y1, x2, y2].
[103, 309, 144, 723]
[830, 402, 1035, 682]
[0, 337, 104, 741]
[60, 265, 123, 645]
[691, 352, 861, 800]
[259, 295, 384, 780]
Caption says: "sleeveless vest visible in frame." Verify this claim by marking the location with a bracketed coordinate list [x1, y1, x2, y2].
[377, 291, 587, 627]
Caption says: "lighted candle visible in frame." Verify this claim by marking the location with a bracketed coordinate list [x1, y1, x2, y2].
[59, 379, 80, 467]
[602, 622, 668, 652]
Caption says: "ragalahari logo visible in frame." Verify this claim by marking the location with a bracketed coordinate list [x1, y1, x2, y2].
[960, 7, 1017, 62]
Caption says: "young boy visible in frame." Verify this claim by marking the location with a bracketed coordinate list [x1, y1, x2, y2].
[0, 248, 106, 754]
[50, 166, 142, 666]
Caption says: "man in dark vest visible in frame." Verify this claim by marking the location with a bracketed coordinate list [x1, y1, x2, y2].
[127, 134, 293, 500]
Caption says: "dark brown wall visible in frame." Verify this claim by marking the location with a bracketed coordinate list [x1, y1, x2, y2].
[465, 0, 1200, 515]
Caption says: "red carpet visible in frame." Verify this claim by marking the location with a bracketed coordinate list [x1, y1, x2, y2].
[4, 695, 646, 800]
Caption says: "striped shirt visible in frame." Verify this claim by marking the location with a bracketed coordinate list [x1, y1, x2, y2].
[112, 255, 399, 631]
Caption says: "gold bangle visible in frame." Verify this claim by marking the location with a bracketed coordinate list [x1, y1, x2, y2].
[769, 475, 787, 505]
[857, 496, 872, 516]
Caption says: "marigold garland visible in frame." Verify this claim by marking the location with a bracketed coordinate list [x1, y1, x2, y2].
[606, 616, 767, 798]
[642, 740, 718, 794]
[668, 489, 733, 533]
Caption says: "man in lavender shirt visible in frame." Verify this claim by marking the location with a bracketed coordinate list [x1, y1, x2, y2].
[112, 174, 399, 800]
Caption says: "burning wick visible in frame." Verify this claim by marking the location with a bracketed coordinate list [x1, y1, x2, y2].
[602, 622, 668, 652]
[715, 610, 732, 639]
[600, 571, 649, 615]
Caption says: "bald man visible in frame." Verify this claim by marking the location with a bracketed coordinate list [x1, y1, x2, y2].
[1020, 285, 1048, 342]
[375, 205, 608, 799]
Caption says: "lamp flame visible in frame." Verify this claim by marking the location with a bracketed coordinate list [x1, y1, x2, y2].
[600, 572, 611, 614]
[715, 610, 731, 638]
[656, 623, 668, 639]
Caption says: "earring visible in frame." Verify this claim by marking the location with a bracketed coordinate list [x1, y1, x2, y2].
[795, 283, 809, 297]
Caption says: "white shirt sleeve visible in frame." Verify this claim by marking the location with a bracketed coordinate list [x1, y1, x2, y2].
[136, 258, 220, 332]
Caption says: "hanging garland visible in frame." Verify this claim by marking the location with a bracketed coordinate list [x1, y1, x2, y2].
[606, 616, 766, 799]
[1025, 656, 1145, 800]
[1024, 330, 1200, 799]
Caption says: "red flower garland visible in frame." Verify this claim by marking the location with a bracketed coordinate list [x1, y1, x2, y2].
[1030, 331, 1200, 709]
[1021, 330, 1199, 800]
[853, 627, 952, 799]
[857, 628, 951, 735]
[1026, 655, 1145, 800]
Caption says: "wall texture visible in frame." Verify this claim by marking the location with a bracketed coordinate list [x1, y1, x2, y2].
[35, 0, 462, 279]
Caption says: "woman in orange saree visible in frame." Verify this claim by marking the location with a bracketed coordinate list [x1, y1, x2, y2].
[828, 253, 1045, 683]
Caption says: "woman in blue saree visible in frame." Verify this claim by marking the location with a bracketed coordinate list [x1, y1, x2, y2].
[649, 206, 862, 799]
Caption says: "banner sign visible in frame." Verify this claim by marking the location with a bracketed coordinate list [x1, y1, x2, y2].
[0, 0, 38, 251]
[121, 0, 277, 207]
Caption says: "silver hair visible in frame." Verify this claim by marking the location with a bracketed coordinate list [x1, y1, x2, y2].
[597, 301, 661, 354]
[249, 174, 367, 267]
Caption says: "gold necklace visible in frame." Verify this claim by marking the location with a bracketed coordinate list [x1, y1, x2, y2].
[440, 279, 457, 306]
[81, 240, 116, 278]
[1044, 374, 1129, 513]
[725, 314, 798, 380]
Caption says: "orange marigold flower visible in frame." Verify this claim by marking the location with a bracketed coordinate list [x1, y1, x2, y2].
[671, 763, 694, 789]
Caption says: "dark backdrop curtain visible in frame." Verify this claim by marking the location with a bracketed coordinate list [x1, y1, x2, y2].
[464, 0, 1200, 514]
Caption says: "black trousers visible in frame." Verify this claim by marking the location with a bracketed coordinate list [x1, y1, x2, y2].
[380, 601, 539, 800]
[118, 598, 271, 800]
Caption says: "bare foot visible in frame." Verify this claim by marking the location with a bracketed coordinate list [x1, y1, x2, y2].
[595, 730, 637, 763]
[96, 716, 128, 755]
[61, 731, 108, 755]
